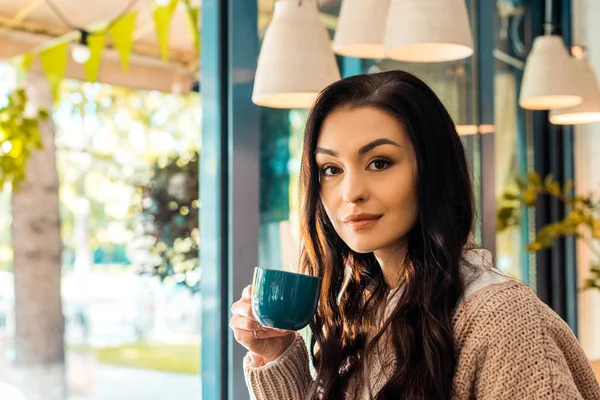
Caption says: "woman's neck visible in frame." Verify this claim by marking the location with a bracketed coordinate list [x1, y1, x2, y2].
[373, 242, 409, 289]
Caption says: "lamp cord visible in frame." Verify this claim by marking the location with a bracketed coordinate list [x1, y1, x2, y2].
[44, 0, 140, 36]
[544, 0, 553, 35]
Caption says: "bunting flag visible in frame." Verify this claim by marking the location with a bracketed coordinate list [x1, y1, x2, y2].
[153, 0, 179, 61]
[109, 11, 137, 71]
[8, 0, 184, 89]
[184, 2, 200, 54]
[39, 41, 69, 102]
[84, 32, 106, 82]
[14, 52, 34, 73]
[10, 52, 35, 87]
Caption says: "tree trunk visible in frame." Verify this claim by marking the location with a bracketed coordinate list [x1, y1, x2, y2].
[8, 73, 65, 400]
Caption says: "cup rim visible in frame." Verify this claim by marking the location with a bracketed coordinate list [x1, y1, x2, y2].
[254, 266, 321, 282]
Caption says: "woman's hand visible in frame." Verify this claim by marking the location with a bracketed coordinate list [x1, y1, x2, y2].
[230, 285, 296, 367]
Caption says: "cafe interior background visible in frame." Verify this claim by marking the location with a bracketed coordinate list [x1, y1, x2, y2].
[0, 0, 598, 399]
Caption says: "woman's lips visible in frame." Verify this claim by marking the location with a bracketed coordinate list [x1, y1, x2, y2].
[342, 214, 382, 230]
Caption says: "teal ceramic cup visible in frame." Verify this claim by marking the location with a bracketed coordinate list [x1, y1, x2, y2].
[251, 267, 322, 331]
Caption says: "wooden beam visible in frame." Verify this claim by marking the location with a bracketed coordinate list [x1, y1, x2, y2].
[13, 0, 43, 24]
[0, 14, 196, 66]
[133, 19, 155, 41]
[0, 27, 193, 93]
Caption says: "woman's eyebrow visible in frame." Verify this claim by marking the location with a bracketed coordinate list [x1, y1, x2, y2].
[315, 147, 338, 157]
[315, 138, 402, 158]
[358, 138, 401, 155]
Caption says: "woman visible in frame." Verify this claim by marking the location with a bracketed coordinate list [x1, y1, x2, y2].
[229, 71, 600, 399]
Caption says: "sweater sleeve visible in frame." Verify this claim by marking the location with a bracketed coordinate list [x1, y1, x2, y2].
[243, 332, 313, 400]
[473, 286, 600, 400]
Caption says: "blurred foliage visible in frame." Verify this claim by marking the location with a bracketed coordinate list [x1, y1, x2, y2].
[137, 152, 200, 292]
[0, 79, 201, 273]
[498, 172, 600, 291]
[0, 89, 48, 191]
[53, 81, 200, 271]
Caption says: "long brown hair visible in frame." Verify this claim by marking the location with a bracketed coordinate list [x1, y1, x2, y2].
[298, 71, 475, 399]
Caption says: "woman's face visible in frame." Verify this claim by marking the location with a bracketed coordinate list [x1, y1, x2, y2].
[315, 107, 418, 255]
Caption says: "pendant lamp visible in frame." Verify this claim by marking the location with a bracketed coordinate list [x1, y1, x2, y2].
[333, 0, 390, 59]
[383, 0, 474, 63]
[550, 46, 600, 125]
[252, 0, 341, 109]
[519, 0, 582, 110]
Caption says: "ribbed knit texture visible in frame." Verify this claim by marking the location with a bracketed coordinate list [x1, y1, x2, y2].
[243, 331, 312, 399]
[244, 280, 600, 399]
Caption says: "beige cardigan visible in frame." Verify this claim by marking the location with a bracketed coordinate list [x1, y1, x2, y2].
[243, 259, 600, 399]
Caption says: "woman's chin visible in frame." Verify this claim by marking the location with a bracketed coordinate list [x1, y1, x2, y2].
[345, 240, 380, 254]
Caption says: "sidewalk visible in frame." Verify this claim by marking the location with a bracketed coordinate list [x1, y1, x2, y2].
[69, 364, 200, 400]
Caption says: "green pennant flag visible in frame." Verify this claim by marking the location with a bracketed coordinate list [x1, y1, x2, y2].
[13, 52, 34, 73]
[84, 32, 106, 82]
[40, 41, 69, 102]
[153, 0, 179, 62]
[184, 3, 200, 54]
[11, 53, 35, 87]
[109, 11, 137, 71]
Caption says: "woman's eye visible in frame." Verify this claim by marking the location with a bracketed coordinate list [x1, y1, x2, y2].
[368, 159, 391, 171]
[321, 165, 342, 176]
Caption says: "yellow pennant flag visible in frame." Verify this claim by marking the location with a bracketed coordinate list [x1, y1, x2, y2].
[13, 52, 34, 73]
[153, 0, 179, 62]
[40, 41, 69, 102]
[109, 11, 137, 71]
[184, 3, 200, 54]
[84, 32, 106, 82]
[11, 53, 35, 87]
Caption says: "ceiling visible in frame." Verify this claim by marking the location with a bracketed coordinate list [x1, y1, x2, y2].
[0, 0, 200, 92]
[0, 0, 339, 92]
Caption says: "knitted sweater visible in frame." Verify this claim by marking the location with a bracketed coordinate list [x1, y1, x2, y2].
[243, 267, 600, 399]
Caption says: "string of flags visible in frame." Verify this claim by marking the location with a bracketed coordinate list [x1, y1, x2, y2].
[9, 0, 199, 102]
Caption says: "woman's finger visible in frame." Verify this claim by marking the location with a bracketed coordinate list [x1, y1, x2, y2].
[242, 285, 252, 299]
[253, 329, 295, 339]
[231, 326, 295, 341]
[229, 314, 262, 331]
[230, 299, 256, 320]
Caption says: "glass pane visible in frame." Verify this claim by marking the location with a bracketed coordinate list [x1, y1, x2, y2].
[58, 82, 201, 400]
[257, 0, 483, 270]
[0, 76, 201, 400]
[493, 4, 532, 282]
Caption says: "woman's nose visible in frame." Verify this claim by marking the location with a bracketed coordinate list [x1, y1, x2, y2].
[342, 172, 368, 204]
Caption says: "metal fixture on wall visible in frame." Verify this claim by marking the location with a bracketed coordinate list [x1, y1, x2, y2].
[252, 0, 341, 109]
[519, 0, 582, 110]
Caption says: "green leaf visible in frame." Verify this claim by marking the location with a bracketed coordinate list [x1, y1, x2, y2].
[543, 173, 555, 189]
[527, 172, 542, 187]
[0, 89, 44, 191]
[503, 192, 519, 201]
[516, 176, 527, 190]
[498, 206, 516, 219]
[563, 180, 574, 195]
[547, 181, 561, 196]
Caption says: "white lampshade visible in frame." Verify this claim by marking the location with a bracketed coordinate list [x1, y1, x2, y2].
[550, 56, 600, 125]
[383, 0, 474, 63]
[519, 35, 583, 110]
[333, 0, 390, 59]
[252, 0, 341, 109]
